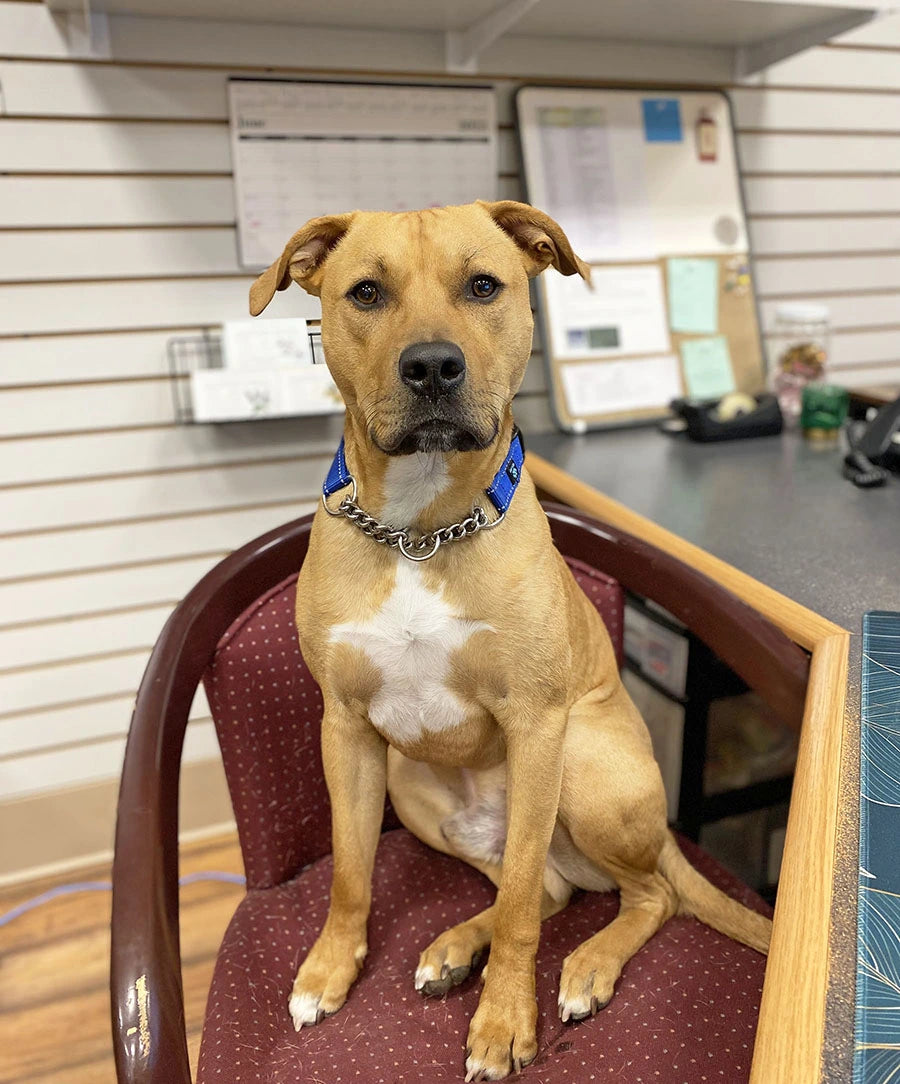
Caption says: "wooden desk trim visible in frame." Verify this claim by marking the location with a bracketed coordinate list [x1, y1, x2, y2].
[527, 452, 851, 1084]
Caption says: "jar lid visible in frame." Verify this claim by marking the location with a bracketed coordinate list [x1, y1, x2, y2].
[775, 302, 830, 324]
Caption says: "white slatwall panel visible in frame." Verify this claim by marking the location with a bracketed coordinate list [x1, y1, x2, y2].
[0, 694, 210, 759]
[1, 0, 898, 870]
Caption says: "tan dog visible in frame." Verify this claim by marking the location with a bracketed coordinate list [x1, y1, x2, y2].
[250, 201, 770, 1082]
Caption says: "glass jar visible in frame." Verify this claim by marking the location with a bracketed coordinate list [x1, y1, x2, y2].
[770, 302, 830, 424]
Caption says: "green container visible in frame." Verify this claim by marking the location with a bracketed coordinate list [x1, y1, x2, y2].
[800, 383, 849, 439]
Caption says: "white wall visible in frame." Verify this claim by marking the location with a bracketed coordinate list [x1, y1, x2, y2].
[1, 0, 898, 878]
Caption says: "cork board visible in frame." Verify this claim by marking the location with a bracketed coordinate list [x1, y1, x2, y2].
[517, 86, 766, 432]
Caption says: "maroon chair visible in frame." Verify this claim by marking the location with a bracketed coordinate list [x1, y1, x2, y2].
[111, 505, 809, 1084]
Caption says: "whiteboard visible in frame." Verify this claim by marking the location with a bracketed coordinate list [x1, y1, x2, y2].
[229, 79, 498, 268]
[516, 86, 765, 431]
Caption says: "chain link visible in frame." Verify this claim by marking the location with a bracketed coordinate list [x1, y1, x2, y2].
[323, 488, 504, 562]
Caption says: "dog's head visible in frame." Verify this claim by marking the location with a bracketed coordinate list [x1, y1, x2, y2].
[250, 201, 589, 455]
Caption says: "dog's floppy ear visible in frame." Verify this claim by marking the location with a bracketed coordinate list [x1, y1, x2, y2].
[478, 200, 590, 283]
[249, 212, 355, 316]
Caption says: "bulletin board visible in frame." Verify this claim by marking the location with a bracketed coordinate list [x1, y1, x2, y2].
[516, 86, 766, 432]
[229, 79, 497, 269]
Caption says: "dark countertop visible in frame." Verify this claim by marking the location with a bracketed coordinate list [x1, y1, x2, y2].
[529, 424, 899, 1083]
[529, 427, 899, 636]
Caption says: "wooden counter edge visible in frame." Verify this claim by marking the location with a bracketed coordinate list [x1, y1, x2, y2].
[527, 451, 851, 1084]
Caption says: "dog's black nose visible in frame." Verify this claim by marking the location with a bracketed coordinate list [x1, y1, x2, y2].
[398, 341, 466, 400]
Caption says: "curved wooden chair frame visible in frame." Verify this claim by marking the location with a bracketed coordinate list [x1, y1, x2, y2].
[110, 489, 837, 1084]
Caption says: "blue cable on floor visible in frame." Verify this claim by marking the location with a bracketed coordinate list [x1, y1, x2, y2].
[0, 871, 246, 928]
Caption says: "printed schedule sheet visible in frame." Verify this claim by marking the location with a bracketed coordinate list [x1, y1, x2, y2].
[229, 80, 498, 268]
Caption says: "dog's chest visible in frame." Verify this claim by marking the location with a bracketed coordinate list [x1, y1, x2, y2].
[329, 562, 491, 745]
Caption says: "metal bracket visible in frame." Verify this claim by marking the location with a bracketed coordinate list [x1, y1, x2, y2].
[445, 0, 543, 73]
[46, 0, 111, 59]
[734, 7, 887, 78]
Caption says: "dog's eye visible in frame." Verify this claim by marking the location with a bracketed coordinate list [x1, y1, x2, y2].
[350, 281, 381, 306]
[470, 275, 499, 299]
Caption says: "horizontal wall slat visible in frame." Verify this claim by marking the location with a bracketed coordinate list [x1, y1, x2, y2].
[0, 692, 210, 759]
[0, 604, 175, 670]
[759, 292, 900, 328]
[0, 500, 312, 581]
[0, 650, 151, 717]
[0, 553, 226, 625]
[0, 60, 519, 124]
[826, 327, 900, 367]
[0, 118, 231, 173]
[0, 328, 194, 385]
[2, 456, 328, 534]
[834, 11, 900, 47]
[748, 44, 900, 91]
[0, 118, 518, 176]
[0, 277, 320, 337]
[0, 59, 230, 118]
[764, 326, 900, 370]
[829, 362, 900, 384]
[0, 416, 344, 486]
[2, 379, 184, 435]
[744, 176, 900, 214]
[0, 228, 242, 283]
[737, 132, 900, 173]
[749, 216, 900, 254]
[0, 176, 236, 227]
[755, 253, 900, 295]
[0, 718, 218, 799]
[731, 87, 900, 132]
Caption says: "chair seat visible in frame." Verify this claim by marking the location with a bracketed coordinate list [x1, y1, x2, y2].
[198, 829, 770, 1084]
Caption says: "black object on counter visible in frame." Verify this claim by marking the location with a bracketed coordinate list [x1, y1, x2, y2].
[665, 394, 784, 443]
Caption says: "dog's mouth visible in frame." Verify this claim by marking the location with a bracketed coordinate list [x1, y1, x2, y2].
[373, 416, 498, 456]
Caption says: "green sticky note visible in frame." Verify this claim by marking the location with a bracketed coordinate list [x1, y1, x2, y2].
[667, 257, 719, 334]
[679, 336, 736, 400]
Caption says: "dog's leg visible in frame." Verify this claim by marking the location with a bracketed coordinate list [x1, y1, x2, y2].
[555, 684, 677, 1022]
[463, 706, 567, 1082]
[387, 751, 572, 997]
[557, 867, 677, 1021]
[289, 699, 387, 1030]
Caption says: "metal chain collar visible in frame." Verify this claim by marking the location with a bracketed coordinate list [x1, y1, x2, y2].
[321, 478, 505, 562]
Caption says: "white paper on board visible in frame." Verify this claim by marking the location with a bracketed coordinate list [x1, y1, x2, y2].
[534, 104, 655, 261]
[544, 264, 671, 361]
[222, 318, 313, 369]
[559, 355, 682, 418]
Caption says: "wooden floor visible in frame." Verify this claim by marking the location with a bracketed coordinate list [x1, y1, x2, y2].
[0, 833, 245, 1084]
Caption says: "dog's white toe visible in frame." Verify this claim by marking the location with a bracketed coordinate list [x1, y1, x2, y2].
[414, 962, 440, 991]
[289, 991, 323, 1030]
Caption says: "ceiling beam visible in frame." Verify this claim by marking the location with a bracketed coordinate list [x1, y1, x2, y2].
[445, 0, 543, 73]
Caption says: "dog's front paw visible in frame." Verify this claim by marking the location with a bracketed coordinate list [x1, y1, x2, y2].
[415, 922, 484, 997]
[288, 933, 367, 1031]
[464, 986, 537, 1081]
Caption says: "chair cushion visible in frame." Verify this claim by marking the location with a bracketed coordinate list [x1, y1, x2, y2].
[204, 558, 624, 890]
[198, 829, 769, 1084]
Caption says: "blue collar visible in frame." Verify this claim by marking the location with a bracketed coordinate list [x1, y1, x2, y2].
[323, 428, 525, 518]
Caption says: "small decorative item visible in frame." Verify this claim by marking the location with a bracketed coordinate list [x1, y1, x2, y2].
[771, 302, 830, 423]
[800, 383, 849, 441]
[723, 256, 751, 297]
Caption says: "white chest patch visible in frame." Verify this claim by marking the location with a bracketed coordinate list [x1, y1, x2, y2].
[330, 562, 492, 745]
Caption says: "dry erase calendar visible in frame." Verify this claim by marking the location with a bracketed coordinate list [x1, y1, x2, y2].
[229, 79, 498, 269]
[517, 86, 766, 432]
